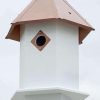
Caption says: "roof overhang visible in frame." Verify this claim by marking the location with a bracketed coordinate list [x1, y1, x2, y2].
[6, 18, 94, 44]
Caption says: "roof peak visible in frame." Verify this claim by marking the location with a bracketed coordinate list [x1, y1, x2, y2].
[13, 0, 92, 27]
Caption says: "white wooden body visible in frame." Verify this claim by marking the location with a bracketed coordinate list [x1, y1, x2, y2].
[20, 20, 79, 90]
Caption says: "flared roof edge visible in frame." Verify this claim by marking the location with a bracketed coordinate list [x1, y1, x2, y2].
[6, 18, 94, 44]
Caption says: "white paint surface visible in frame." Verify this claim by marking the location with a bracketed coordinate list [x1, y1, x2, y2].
[20, 20, 79, 90]
[12, 88, 88, 100]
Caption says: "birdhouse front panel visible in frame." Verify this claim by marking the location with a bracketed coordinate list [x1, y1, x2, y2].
[20, 20, 79, 90]
[20, 20, 57, 89]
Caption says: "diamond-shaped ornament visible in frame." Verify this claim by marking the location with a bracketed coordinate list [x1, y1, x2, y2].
[31, 30, 51, 51]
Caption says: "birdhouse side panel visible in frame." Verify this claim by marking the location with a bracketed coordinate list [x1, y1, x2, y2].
[56, 20, 79, 90]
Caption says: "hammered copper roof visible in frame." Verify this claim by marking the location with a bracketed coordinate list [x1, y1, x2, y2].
[6, 0, 94, 43]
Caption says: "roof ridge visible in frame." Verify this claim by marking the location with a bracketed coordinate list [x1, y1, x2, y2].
[63, 0, 91, 27]
[20, 0, 37, 21]
[53, 0, 61, 18]
[13, 0, 37, 23]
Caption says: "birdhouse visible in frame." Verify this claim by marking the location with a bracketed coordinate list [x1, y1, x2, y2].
[6, 0, 94, 100]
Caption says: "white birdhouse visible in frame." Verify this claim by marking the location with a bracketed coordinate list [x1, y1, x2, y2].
[6, 0, 94, 100]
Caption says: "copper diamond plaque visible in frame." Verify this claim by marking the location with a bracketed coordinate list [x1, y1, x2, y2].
[31, 30, 51, 51]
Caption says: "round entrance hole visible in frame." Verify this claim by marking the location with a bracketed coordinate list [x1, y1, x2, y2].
[36, 36, 46, 46]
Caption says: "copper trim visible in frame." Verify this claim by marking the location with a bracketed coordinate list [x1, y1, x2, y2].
[31, 30, 51, 51]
